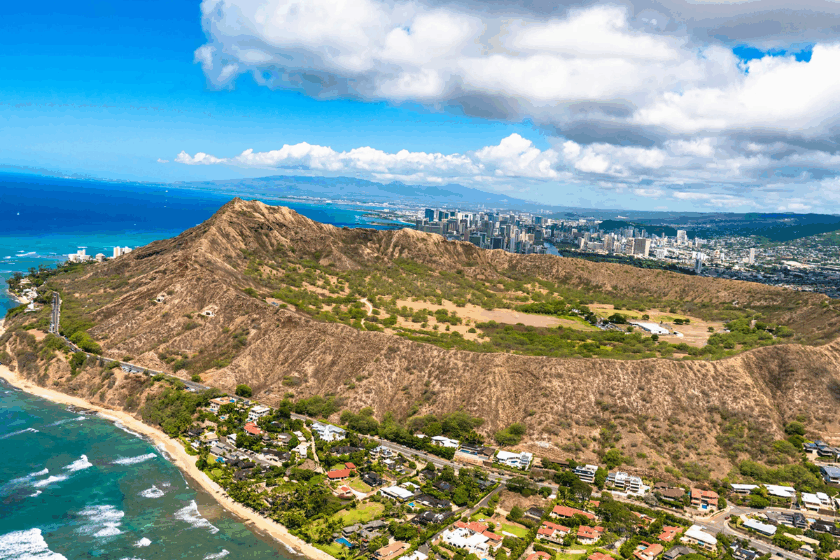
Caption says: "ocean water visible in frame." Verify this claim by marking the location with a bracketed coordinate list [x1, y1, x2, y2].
[0, 379, 293, 559]
[0, 173, 400, 315]
[0, 172, 403, 558]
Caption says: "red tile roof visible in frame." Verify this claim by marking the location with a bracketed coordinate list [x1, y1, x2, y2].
[327, 468, 352, 479]
[467, 522, 488, 534]
[658, 526, 682, 542]
[577, 526, 605, 540]
[244, 422, 262, 436]
[483, 531, 502, 543]
[553, 505, 596, 520]
[527, 553, 551, 560]
[345, 462, 356, 469]
[634, 543, 664, 560]
[589, 553, 614, 560]
[542, 521, 570, 533]
[455, 521, 468, 529]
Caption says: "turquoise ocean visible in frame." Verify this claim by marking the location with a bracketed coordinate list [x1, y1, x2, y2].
[0, 172, 402, 559]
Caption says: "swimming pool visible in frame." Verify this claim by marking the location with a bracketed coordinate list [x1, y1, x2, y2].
[336, 538, 354, 548]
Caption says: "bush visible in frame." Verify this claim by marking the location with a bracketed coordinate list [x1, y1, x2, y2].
[235, 384, 252, 398]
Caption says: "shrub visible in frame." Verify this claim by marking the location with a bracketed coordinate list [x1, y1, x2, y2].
[235, 384, 252, 398]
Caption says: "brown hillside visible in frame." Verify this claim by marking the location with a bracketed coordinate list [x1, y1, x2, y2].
[5, 198, 840, 479]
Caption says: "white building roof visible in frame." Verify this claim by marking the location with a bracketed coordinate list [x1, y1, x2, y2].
[403, 552, 428, 560]
[250, 405, 271, 413]
[731, 484, 759, 492]
[431, 436, 460, 448]
[765, 485, 796, 498]
[630, 321, 670, 335]
[802, 493, 821, 505]
[743, 519, 776, 535]
[685, 525, 717, 546]
[382, 486, 414, 500]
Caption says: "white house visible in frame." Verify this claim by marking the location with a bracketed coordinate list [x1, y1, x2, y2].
[431, 436, 460, 448]
[311, 421, 346, 442]
[730, 484, 759, 494]
[765, 485, 796, 500]
[607, 471, 644, 494]
[247, 405, 271, 423]
[801, 493, 829, 511]
[574, 464, 598, 484]
[743, 519, 776, 536]
[441, 527, 490, 556]
[495, 450, 533, 469]
[682, 525, 717, 552]
[380, 486, 415, 502]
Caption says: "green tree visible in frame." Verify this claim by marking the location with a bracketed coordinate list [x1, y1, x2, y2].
[235, 384, 253, 398]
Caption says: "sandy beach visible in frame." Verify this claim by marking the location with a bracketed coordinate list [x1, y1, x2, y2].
[0, 352, 334, 560]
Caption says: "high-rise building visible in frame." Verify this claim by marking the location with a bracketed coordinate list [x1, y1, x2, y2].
[676, 230, 688, 245]
[749, 248, 756, 265]
[424, 208, 436, 222]
[633, 238, 651, 257]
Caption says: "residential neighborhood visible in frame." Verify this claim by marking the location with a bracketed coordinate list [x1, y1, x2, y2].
[160, 390, 840, 560]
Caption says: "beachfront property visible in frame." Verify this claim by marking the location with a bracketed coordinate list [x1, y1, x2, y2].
[373, 542, 411, 560]
[681, 525, 717, 551]
[494, 450, 533, 469]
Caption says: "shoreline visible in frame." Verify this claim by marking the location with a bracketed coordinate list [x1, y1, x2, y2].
[0, 360, 334, 560]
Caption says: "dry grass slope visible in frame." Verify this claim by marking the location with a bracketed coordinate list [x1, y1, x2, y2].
[6, 198, 840, 478]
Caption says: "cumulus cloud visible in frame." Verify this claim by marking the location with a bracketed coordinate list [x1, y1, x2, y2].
[191, 0, 840, 210]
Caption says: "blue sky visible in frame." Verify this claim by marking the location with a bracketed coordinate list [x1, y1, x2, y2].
[0, 1, 539, 179]
[3, 0, 840, 213]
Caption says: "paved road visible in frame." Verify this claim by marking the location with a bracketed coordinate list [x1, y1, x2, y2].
[50, 291, 208, 392]
[49, 292, 60, 334]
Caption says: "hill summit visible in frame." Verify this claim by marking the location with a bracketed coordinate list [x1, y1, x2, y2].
[5, 198, 840, 478]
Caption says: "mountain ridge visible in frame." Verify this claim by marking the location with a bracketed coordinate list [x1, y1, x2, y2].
[5, 198, 840, 479]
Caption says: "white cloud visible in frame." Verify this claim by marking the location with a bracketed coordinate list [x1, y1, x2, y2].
[156, 158, 169, 164]
[189, 0, 840, 210]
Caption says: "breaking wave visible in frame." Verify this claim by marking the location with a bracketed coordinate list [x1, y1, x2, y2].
[64, 455, 92, 472]
[0, 427, 38, 440]
[0, 527, 68, 559]
[77, 504, 124, 538]
[32, 475, 69, 489]
[112, 453, 156, 466]
[139, 485, 165, 498]
[174, 501, 219, 534]
[204, 550, 230, 559]
[134, 537, 152, 547]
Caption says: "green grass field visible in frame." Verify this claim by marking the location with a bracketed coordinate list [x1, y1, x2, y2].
[315, 542, 346, 557]
[348, 479, 372, 493]
[333, 502, 384, 526]
[500, 523, 530, 538]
